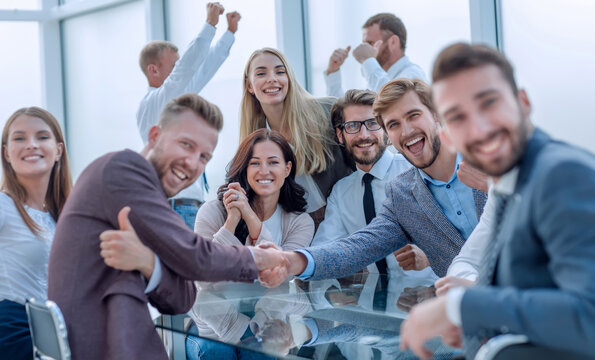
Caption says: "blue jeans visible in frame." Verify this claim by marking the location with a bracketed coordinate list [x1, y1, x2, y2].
[185, 323, 275, 360]
[172, 201, 200, 230]
[0, 300, 33, 360]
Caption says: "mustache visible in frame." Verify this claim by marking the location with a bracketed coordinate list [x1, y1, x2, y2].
[351, 137, 379, 147]
[467, 129, 506, 150]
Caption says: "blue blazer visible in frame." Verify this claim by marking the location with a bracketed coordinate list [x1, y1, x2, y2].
[461, 129, 595, 357]
[308, 166, 486, 279]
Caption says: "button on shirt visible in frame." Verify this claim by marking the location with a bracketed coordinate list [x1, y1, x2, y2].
[418, 154, 478, 240]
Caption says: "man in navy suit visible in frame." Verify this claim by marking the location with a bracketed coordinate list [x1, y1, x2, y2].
[400, 43, 595, 358]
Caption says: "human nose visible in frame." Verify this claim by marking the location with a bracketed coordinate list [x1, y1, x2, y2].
[467, 111, 494, 141]
[25, 136, 39, 149]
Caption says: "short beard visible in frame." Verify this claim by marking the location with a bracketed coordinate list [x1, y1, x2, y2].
[401, 134, 441, 170]
[344, 135, 388, 167]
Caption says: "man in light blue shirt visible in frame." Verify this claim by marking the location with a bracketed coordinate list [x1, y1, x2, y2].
[324, 13, 427, 97]
[258, 80, 487, 287]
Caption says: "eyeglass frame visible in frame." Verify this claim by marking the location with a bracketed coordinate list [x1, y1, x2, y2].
[337, 118, 382, 134]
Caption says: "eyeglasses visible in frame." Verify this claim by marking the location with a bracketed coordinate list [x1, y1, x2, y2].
[338, 118, 382, 134]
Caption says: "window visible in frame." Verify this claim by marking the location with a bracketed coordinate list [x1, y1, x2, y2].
[500, 0, 595, 152]
[62, 1, 146, 178]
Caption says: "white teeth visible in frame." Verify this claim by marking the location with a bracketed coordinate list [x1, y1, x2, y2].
[264, 88, 280, 93]
[478, 138, 502, 153]
[357, 143, 373, 147]
[257, 180, 273, 184]
[406, 137, 423, 146]
[23, 155, 42, 160]
[172, 168, 187, 180]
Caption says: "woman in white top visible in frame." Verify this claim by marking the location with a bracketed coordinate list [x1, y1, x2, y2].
[0, 107, 72, 360]
[195, 128, 314, 251]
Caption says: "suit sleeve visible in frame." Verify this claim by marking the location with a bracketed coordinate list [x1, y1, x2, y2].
[308, 183, 408, 280]
[103, 152, 258, 283]
[461, 159, 595, 356]
[146, 262, 196, 314]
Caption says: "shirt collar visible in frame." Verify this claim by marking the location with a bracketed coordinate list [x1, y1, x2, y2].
[386, 56, 412, 77]
[357, 150, 394, 181]
[488, 167, 519, 196]
[418, 153, 463, 186]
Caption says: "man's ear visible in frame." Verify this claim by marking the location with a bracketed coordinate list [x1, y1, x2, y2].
[147, 125, 161, 147]
[388, 34, 400, 50]
[335, 127, 344, 145]
[517, 89, 532, 119]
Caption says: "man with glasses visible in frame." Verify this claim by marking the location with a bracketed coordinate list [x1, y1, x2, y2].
[259, 80, 488, 287]
[313, 89, 427, 274]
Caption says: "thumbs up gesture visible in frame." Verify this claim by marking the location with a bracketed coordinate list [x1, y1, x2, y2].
[99, 206, 155, 278]
[352, 41, 381, 64]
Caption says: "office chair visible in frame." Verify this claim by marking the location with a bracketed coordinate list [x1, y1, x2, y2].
[475, 334, 595, 360]
[26, 298, 71, 360]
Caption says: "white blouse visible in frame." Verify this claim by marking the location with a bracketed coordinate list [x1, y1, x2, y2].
[0, 192, 56, 305]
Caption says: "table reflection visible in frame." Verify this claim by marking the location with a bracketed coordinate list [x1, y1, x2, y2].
[156, 268, 463, 359]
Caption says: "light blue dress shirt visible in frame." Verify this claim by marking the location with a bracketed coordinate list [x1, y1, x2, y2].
[418, 153, 478, 240]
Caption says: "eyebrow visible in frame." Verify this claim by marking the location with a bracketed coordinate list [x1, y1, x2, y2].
[443, 89, 499, 118]
[254, 65, 285, 71]
[10, 130, 51, 135]
[250, 155, 281, 160]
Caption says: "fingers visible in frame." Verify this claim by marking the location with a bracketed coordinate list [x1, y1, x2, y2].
[373, 39, 383, 50]
[394, 244, 412, 255]
[117, 206, 132, 231]
[395, 249, 412, 262]
[346, 45, 351, 53]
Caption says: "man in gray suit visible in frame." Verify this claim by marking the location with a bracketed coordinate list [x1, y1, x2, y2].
[400, 43, 595, 358]
[48, 94, 283, 360]
[259, 78, 487, 286]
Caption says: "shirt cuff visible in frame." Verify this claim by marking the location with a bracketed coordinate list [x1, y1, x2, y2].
[361, 57, 382, 77]
[144, 254, 162, 294]
[446, 287, 466, 326]
[200, 22, 217, 37]
[302, 318, 319, 345]
[295, 249, 315, 279]
[220, 29, 236, 46]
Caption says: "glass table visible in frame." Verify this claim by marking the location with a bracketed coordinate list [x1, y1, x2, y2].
[155, 268, 463, 359]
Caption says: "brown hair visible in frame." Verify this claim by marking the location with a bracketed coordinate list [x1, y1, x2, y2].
[432, 42, 518, 94]
[1, 107, 73, 234]
[219, 129, 307, 242]
[139, 41, 178, 76]
[373, 79, 435, 129]
[330, 89, 377, 129]
[159, 93, 223, 131]
[363, 13, 407, 51]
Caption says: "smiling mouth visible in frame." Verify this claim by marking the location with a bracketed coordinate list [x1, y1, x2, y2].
[263, 88, 281, 94]
[172, 168, 188, 181]
[256, 179, 273, 184]
[404, 136, 425, 154]
[473, 133, 504, 155]
[22, 155, 43, 161]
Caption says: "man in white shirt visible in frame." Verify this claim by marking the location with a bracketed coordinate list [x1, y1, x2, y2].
[313, 89, 432, 274]
[136, 2, 240, 228]
[324, 13, 427, 98]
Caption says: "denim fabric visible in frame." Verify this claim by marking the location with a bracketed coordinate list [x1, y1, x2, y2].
[0, 300, 33, 360]
[173, 203, 199, 230]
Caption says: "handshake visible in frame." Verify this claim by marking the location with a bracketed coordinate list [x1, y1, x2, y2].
[251, 242, 308, 288]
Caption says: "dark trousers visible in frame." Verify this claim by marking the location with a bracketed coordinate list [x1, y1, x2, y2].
[0, 299, 33, 360]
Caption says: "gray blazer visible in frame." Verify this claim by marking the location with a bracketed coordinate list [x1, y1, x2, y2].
[308, 166, 486, 279]
[460, 129, 595, 357]
[48, 150, 258, 360]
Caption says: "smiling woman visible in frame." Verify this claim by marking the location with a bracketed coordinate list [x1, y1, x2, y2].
[0, 107, 72, 360]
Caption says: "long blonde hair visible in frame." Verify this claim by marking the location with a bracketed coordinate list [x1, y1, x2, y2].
[1, 107, 73, 234]
[240, 48, 334, 175]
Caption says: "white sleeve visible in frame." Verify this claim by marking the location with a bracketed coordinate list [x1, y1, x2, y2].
[311, 189, 349, 246]
[361, 57, 392, 92]
[446, 287, 466, 326]
[323, 70, 345, 97]
[446, 188, 495, 281]
[136, 23, 216, 143]
[185, 30, 235, 93]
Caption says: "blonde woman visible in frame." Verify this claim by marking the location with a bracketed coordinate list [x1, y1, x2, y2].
[0, 107, 72, 360]
[241, 48, 354, 224]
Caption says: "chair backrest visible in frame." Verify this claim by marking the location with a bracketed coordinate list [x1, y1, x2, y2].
[26, 298, 71, 360]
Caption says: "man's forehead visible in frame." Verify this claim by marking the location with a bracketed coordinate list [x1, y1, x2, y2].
[432, 65, 506, 108]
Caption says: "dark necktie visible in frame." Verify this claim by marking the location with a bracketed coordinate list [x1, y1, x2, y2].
[363, 173, 388, 275]
[465, 193, 511, 358]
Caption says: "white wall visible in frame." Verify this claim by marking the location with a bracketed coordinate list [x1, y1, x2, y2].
[501, 0, 595, 153]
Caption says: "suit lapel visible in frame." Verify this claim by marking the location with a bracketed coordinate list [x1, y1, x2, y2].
[411, 170, 465, 246]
